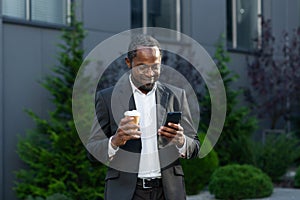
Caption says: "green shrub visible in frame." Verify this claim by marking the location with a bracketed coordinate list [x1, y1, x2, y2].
[181, 133, 219, 195]
[26, 193, 72, 200]
[209, 164, 273, 200]
[225, 135, 256, 165]
[295, 166, 300, 188]
[253, 134, 300, 181]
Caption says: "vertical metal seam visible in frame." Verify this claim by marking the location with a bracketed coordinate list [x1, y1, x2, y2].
[25, 0, 30, 21]
[67, 0, 72, 25]
[176, 0, 181, 41]
[257, 0, 262, 49]
[232, 0, 237, 48]
[142, 0, 147, 34]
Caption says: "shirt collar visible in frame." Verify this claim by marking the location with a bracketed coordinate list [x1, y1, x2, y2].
[129, 74, 157, 95]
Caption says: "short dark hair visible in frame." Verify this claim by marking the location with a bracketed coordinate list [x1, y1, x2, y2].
[127, 34, 162, 64]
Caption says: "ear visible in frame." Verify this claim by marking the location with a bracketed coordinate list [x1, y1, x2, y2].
[125, 58, 131, 69]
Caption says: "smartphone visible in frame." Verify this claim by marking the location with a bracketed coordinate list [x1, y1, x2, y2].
[164, 111, 182, 126]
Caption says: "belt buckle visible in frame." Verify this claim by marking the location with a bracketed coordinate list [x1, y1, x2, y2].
[142, 178, 152, 189]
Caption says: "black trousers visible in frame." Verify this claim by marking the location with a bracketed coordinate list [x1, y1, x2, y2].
[132, 185, 165, 200]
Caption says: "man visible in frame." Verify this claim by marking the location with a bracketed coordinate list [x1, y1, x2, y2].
[87, 34, 200, 200]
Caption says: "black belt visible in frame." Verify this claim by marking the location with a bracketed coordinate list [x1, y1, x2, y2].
[137, 178, 162, 189]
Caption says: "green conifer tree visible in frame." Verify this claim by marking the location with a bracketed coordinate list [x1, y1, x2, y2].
[15, 6, 106, 200]
[200, 37, 257, 165]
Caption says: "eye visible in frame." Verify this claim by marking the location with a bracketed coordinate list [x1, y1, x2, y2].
[152, 64, 160, 71]
[137, 64, 148, 71]
[134, 64, 161, 73]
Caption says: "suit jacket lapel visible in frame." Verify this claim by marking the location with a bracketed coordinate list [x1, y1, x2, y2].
[110, 72, 137, 123]
[156, 82, 170, 127]
[156, 82, 172, 149]
[112, 73, 141, 153]
[128, 94, 136, 111]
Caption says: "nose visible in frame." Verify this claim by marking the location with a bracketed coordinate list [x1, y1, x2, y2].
[145, 67, 155, 77]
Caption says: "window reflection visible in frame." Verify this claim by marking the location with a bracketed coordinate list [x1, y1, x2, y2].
[131, 0, 179, 31]
[2, 0, 70, 25]
[227, 0, 261, 51]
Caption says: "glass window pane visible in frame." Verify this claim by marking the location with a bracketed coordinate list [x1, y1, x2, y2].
[31, 0, 68, 24]
[147, 0, 177, 30]
[236, 0, 258, 50]
[226, 0, 233, 48]
[2, 0, 26, 19]
[131, 0, 179, 30]
[131, 0, 180, 40]
[227, 0, 260, 51]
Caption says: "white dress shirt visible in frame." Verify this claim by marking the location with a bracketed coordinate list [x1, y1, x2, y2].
[129, 76, 161, 178]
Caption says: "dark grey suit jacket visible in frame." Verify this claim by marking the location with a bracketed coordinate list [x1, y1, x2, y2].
[87, 74, 200, 200]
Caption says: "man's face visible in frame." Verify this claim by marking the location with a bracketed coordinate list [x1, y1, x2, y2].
[126, 46, 162, 93]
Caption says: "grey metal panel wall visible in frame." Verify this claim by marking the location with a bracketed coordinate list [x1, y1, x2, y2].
[2, 23, 61, 200]
[84, 30, 115, 55]
[190, 0, 226, 48]
[271, 0, 289, 39]
[270, 0, 300, 41]
[40, 29, 62, 117]
[181, 0, 192, 36]
[82, 0, 131, 66]
[285, 0, 299, 31]
[83, 0, 130, 33]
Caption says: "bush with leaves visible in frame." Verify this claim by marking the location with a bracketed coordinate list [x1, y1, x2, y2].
[253, 134, 300, 182]
[209, 164, 273, 200]
[295, 166, 300, 188]
[26, 193, 72, 200]
[181, 133, 219, 195]
[200, 37, 257, 165]
[15, 7, 106, 200]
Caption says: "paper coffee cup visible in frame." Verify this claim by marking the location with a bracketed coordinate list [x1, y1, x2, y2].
[124, 110, 140, 125]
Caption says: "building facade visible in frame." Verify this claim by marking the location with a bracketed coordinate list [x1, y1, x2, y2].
[1, 0, 299, 199]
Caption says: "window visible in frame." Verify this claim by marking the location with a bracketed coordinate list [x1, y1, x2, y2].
[2, 0, 26, 19]
[131, 0, 181, 40]
[2, 0, 71, 25]
[227, 0, 262, 51]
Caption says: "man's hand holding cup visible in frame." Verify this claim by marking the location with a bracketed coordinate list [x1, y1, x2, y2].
[111, 110, 141, 148]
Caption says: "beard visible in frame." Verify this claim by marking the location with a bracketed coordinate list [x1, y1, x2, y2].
[138, 82, 155, 92]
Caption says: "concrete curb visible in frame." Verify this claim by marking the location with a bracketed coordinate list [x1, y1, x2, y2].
[187, 188, 300, 200]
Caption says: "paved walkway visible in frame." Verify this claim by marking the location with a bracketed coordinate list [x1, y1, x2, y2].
[187, 188, 300, 200]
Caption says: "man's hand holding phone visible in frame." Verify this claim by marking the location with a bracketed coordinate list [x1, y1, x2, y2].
[158, 112, 185, 148]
